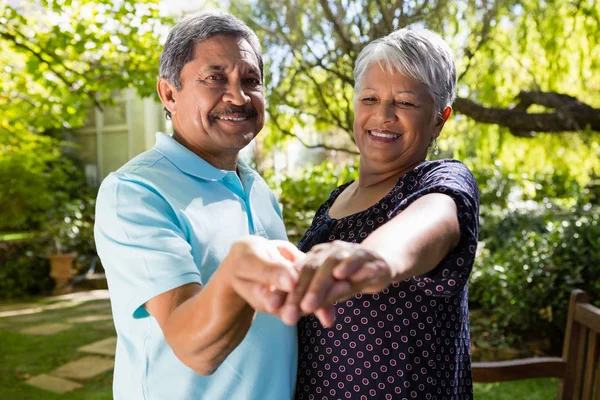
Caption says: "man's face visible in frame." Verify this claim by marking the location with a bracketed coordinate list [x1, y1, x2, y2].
[164, 35, 264, 166]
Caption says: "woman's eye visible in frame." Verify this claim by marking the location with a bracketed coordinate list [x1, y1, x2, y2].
[361, 97, 377, 103]
[245, 78, 261, 86]
[395, 101, 415, 107]
[206, 75, 225, 81]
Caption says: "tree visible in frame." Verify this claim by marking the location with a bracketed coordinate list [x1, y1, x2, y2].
[0, 0, 170, 231]
[0, 0, 170, 139]
[231, 0, 600, 151]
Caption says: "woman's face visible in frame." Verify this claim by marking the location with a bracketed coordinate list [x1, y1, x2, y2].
[353, 64, 446, 171]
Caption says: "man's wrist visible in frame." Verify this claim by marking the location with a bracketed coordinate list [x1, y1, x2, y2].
[211, 257, 255, 315]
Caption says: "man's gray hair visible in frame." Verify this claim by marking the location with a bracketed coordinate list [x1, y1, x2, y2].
[354, 28, 457, 116]
[159, 11, 263, 118]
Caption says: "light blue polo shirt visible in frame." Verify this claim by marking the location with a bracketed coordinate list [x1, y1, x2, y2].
[94, 132, 297, 400]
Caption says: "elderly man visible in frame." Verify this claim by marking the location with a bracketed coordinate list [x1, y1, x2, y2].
[95, 11, 303, 400]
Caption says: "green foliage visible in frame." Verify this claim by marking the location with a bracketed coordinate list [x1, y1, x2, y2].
[470, 166, 600, 351]
[272, 160, 600, 354]
[45, 195, 97, 256]
[232, 0, 600, 195]
[0, 0, 170, 138]
[0, 1, 166, 296]
[267, 161, 358, 243]
[0, 131, 97, 297]
[0, 192, 96, 299]
[471, 201, 600, 350]
[0, 135, 85, 231]
[0, 237, 54, 299]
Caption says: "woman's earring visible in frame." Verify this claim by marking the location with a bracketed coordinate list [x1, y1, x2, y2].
[431, 138, 439, 156]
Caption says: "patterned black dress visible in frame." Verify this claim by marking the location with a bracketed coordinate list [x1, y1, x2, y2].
[295, 159, 479, 400]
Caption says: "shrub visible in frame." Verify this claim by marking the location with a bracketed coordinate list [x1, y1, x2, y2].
[268, 160, 600, 355]
[0, 135, 87, 231]
[0, 134, 98, 298]
[45, 195, 97, 257]
[267, 161, 358, 243]
[0, 237, 54, 299]
[470, 203, 600, 351]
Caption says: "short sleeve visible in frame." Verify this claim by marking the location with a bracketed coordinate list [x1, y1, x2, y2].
[269, 189, 284, 220]
[297, 182, 353, 252]
[389, 160, 480, 296]
[94, 174, 201, 318]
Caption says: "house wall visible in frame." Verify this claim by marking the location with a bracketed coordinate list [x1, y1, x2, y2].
[72, 90, 167, 186]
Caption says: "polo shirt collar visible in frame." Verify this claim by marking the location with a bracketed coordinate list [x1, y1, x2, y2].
[153, 132, 257, 183]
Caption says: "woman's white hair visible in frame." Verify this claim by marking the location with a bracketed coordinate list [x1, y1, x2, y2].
[354, 28, 457, 116]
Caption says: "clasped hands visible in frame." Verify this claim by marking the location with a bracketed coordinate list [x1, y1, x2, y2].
[226, 237, 396, 328]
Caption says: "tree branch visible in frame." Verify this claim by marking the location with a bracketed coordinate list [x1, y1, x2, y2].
[318, 0, 355, 54]
[271, 117, 359, 154]
[457, 0, 498, 83]
[375, 0, 393, 33]
[302, 68, 352, 132]
[5, 93, 65, 128]
[492, 41, 541, 90]
[305, 49, 355, 86]
[0, 30, 103, 110]
[454, 91, 600, 136]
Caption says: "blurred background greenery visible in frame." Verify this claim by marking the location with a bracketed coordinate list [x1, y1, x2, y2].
[1, 0, 599, 397]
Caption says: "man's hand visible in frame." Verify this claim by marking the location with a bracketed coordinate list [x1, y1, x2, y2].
[221, 235, 305, 314]
[143, 235, 305, 375]
[279, 241, 395, 328]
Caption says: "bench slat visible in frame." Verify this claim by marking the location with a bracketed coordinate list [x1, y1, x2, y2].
[471, 290, 600, 399]
[563, 290, 590, 398]
[582, 330, 598, 400]
[595, 358, 600, 400]
[576, 304, 600, 334]
[472, 357, 565, 382]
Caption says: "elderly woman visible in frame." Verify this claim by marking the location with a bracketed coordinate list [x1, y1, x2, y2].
[282, 28, 479, 399]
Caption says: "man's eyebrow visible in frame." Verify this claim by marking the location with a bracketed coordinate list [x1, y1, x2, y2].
[204, 65, 225, 72]
[201, 64, 260, 76]
[245, 65, 260, 76]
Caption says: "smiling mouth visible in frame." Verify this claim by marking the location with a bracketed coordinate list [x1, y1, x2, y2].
[217, 115, 250, 122]
[211, 106, 257, 124]
[368, 129, 402, 140]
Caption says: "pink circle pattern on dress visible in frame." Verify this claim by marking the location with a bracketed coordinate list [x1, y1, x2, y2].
[295, 160, 479, 400]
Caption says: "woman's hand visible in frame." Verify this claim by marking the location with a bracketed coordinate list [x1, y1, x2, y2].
[280, 241, 395, 327]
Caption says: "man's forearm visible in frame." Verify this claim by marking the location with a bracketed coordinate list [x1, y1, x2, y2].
[161, 268, 255, 376]
[146, 237, 303, 375]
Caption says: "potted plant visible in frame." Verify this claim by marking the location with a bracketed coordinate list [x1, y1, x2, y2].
[44, 198, 95, 295]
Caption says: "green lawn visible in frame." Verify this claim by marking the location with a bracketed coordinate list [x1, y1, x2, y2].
[0, 300, 113, 400]
[0, 298, 559, 399]
[474, 378, 559, 399]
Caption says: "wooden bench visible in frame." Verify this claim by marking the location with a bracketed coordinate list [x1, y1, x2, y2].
[472, 289, 600, 399]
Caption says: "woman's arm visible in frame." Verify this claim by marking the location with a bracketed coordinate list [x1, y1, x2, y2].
[281, 193, 460, 326]
[356, 192, 459, 281]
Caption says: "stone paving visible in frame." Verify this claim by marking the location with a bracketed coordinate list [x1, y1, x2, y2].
[19, 322, 73, 335]
[1, 290, 117, 395]
[78, 336, 117, 356]
[25, 374, 84, 393]
[52, 356, 115, 380]
[67, 314, 113, 324]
